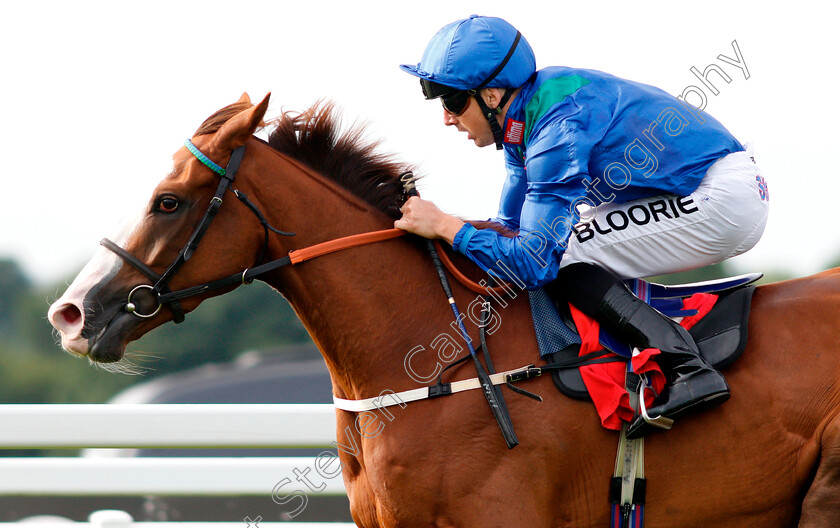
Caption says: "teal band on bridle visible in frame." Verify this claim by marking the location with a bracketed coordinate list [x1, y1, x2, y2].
[184, 139, 226, 176]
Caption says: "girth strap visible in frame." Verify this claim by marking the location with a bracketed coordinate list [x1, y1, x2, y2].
[611, 369, 647, 528]
[333, 363, 537, 412]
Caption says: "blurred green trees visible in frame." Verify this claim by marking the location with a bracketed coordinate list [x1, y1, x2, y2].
[0, 258, 312, 404]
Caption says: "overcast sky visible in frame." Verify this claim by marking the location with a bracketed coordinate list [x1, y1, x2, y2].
[2, 1, 837, 285]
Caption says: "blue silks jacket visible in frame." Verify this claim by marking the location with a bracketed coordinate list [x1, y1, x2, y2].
[451, 67, 743, 288]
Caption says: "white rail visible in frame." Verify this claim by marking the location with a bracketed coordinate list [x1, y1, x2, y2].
[0, 509, 356, 527]
[0, 525, 355, 528]
[0, 457, 346, 495]
[0, 404, 337, 448]
[0, 404, 351, 524]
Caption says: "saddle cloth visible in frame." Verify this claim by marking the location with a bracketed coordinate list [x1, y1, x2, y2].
[528, 274, 759, 430]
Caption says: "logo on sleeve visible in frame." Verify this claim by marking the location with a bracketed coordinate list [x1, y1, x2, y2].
[504, 119, 525, 145]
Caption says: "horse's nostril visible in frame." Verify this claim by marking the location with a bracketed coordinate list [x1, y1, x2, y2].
[60, 304, 83, 326]
[50, 303, 83, 333]
[48, 301, 91, 356]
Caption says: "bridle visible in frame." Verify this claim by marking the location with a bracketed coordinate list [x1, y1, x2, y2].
[101, 139, 296, 324]
[102, 136, 521, 447]
[102, 138, 507, 325]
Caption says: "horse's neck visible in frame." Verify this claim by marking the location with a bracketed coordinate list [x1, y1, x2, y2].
[252, 156, 455, 400]
[277, 239, 451, 400]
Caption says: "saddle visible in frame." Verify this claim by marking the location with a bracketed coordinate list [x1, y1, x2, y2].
[531, 273, 760, 402]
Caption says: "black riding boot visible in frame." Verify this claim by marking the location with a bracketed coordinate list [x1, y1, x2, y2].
[550, 263, 730, 438]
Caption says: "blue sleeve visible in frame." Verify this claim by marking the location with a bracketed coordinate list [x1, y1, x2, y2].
[456, 116, 599, 289]
[493, 148, 527, 230]
[452, 224, 478, 253]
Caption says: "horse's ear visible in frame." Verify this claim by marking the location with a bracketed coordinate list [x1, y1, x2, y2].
[213, 93, 270, 151]
[237, 92, 252, 105]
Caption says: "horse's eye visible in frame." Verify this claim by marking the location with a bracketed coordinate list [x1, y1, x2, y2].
[156, 196, 180, 213]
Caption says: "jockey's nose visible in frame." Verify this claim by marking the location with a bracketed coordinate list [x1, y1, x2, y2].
[443, 108, 458, 126]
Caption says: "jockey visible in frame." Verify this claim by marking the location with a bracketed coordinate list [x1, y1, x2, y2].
[396, 15, 769, 438]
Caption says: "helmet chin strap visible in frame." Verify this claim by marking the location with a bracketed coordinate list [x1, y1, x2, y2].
[466, 30, 521, 150]
[471, 88, 515, 150]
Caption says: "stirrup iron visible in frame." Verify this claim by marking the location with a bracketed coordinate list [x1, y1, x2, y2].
[637, 383, 674, 431]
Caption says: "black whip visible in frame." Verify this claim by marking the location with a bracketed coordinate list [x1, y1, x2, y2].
[401, 173, 519, 448]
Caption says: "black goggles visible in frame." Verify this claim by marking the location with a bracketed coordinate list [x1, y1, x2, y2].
[420, 78, 473, 116]
[440, 90, 472, 116]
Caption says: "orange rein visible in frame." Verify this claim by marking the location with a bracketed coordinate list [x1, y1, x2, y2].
[288, 228, 512, 295]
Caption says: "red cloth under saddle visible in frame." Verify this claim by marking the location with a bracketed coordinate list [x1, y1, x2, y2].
[568, 293, 718, 430]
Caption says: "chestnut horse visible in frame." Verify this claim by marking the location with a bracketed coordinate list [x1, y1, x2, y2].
[49, 94, 840, 527]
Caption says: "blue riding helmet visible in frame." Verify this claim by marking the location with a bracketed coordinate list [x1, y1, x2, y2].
[400, 15, 537, 149]
[400, 15, 536, 92]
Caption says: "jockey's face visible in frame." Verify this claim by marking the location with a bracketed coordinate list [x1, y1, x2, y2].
[442, 89, 500, 148]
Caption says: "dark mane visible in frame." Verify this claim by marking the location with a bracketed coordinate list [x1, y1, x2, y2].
[266, 102, 412, 219]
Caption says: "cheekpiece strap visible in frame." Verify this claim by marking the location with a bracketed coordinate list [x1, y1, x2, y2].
[184, 139, 226, 176]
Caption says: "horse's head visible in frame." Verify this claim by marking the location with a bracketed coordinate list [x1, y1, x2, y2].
[49, 93, 273, 364]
